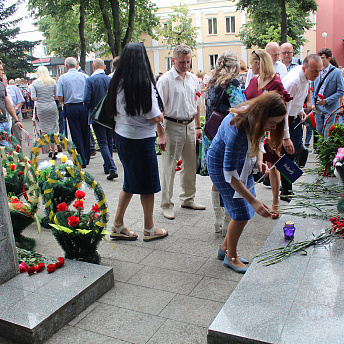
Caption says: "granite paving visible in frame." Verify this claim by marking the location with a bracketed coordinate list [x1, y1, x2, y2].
[0, 118, 316, 343]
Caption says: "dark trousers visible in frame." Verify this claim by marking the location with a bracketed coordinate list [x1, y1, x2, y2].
[92, 122, 117, 172]
[281, 116, 295, 194]
[65, 103, 90, 168]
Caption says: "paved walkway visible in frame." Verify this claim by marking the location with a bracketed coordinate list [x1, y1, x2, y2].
[0, 118, 315, 344]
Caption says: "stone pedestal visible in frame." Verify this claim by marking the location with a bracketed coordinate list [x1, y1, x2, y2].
[0, 161, 19, 285]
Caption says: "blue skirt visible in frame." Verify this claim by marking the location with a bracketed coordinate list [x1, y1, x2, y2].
[115, 133, 161, 195]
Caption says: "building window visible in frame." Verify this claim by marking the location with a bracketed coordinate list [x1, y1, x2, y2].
[208, 18, 217, 35]
[165, 57, 172, 71]
[209, 54, 218, 70]
[225, 16, 235, 34]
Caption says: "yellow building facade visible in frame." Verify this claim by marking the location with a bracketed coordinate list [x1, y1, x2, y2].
[142, 0, 317, 76]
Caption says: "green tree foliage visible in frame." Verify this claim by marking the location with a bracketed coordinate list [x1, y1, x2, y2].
[94, 0, 159, 57]
[0, 0, 37, 78]
[235, 0, 318, 52]
[37, 8, 95, 58]
[156, 3, 198, 53]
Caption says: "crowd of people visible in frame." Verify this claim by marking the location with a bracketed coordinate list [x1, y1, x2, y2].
[1, 41, 344, 274]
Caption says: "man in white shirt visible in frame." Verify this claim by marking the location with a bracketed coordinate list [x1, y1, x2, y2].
[157, 44, 205, 219]
[245, 42, 287, 88]
[280, 54, 322, 201]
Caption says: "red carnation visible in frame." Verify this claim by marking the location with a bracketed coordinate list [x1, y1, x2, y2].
[318, 93, 325, 100]
[55, 262, 60, 269]
[57, 202, 68, 212]
[47, 264, 56, 273]
[10, 198, 20, 204]
[176, 160, 182, 166]
[36, 263, 45, 273]
[15, 145, 21, 153]
[75, 190, 85, 199]
[68, 215, 80, 227]
[27, 266, 37, 275]
[10, 164, 16, 171]
[175, 167, 182, 171]
[92, 204, 100, 213]
[57, 257, 65, 267]
[19, 262, 28, 273]
[73, 200, 84, 209]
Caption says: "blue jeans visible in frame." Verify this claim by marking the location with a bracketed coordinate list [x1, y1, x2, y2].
[315, 109, 336, 139]
[92, 122, 117, 172]
[0, 122, 11, 147]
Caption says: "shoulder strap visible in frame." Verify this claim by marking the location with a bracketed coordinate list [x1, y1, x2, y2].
[214, 83, 229, 111]
[315, 67, 335, 96]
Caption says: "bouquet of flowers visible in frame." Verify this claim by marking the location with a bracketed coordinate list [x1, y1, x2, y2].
[333, 147, 344, 184]
[316, 124, 344, 175]
[17, 247, 65, 275]
[42, 166, 110, 264]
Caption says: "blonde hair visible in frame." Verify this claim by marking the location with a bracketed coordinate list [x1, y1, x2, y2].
[208, 50, 240, 88]
[37, 65, 54, 86]
[250, 49, 275, 79]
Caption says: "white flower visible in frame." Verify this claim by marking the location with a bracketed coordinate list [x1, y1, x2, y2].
[37, 160, 53, 171]
[56, 153, 64, 158]
[65, 160, 74, 166]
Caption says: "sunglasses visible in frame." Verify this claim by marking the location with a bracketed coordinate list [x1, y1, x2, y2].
[252, 50, 260, 60]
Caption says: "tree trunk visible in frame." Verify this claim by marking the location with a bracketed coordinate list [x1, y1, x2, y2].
[98, 0, 116, 57]
[78, 3, 86, 71]
[109, 0, 121, 55]
[280, 0, 287, 43]
[121, 0, 135, 50]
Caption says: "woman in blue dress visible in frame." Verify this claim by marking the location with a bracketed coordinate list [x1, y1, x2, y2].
[207, 92, 287, 273]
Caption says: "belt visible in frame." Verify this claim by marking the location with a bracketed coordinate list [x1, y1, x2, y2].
[164, 116, 194, 125]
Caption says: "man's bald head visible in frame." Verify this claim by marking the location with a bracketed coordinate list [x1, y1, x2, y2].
[93, 58, 105, 70]
[281, 43, 294, 65]
[265, 42, 281, 64]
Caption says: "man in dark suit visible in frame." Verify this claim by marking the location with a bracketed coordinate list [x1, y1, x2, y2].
[312, 48, 344, 138]
[83, 58, 118, 180]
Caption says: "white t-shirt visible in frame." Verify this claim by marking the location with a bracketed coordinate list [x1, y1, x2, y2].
[115, 84, 161, 139]
[274, 61, 287, 79]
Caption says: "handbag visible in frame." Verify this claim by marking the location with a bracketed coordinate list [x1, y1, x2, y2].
[91, 92, 115, 129]
[295, 142, 309, 168]
[204, 86, 228, 140]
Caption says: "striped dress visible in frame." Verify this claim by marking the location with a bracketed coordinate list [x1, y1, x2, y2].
[31, 79, 58, 133]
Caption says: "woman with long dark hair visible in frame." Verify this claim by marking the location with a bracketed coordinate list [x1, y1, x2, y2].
[107, 42, 168, 241]
[207, 92, 287, 273]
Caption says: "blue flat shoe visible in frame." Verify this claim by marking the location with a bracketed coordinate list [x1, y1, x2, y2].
[223, 255, 248, 274]
[218, 247, 249, 264]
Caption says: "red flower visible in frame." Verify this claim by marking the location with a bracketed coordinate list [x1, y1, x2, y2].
[92, 204, 100, 213]
[10, 198, 20, 204]
[55, 262, 61, 269]
[36, 263, 45, 273]
[328, 125, 335, 133]
[10, 164, 16, 171]
[75, 190, 85, 199]
[176, 160, 182, 166]
[47, 264, 56, 273]
[73, 200, 84, 209]
[57, 257, 65, 267]
[68, 215, 80, 227]
[15, 145, 21, 153]
[57, 202, 68, 212]
[27, 266, 37, 275]
[19, 262, 28, 273]
[317, 93, 325, 100]
[175, 167, 182, 171]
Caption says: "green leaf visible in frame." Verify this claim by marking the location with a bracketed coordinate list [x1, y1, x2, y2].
[101, 229, 111, 235]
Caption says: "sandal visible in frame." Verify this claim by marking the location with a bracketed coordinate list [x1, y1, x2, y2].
[143, 226, 168, 242]
[48, 150, 53, 158]
[110, 224, 138, 241]
[52, 150, 58, 160]
[271, 204, 280, 220]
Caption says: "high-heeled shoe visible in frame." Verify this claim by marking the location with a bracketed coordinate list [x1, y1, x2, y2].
[217, 246, 249, 264]
[223, 255, 248, 273]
